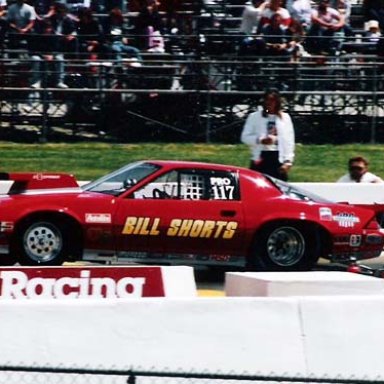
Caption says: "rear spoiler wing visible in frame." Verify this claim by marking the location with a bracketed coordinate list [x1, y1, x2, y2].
[0, 172, 80, 194]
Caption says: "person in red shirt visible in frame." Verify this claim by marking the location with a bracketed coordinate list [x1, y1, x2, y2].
[258, 0, 292, 31]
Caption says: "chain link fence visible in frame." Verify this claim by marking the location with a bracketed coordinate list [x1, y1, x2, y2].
[1, 366, 384, 384]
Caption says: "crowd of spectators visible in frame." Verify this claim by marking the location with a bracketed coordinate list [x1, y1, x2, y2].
[0, 0, 168, 88]
[238, 0, 383, 58]
[0, 0, 383, 90]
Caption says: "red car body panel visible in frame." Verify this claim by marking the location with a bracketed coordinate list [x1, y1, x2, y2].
[0, 162, 382, 268]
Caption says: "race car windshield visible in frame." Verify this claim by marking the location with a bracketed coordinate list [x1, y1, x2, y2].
[82, 162, 160, 195]
[268, 176, 332, 203]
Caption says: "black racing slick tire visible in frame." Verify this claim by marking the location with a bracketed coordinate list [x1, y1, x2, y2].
[247, 223, 321, 272]
[14, 220, 69, 266]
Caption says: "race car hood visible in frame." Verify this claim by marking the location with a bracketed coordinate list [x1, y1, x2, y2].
[0, 172, 80, 194]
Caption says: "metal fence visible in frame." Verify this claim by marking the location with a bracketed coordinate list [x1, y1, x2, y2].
[1, 51, 384, 143]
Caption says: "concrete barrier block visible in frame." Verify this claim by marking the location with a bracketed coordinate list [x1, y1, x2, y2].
[300, 295, 384, 379]
[0, 297, 306, 375]
[225, 271, 384, 296]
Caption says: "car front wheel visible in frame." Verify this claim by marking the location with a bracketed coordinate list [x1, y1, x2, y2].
[248, 224, 320, 271]
[15, 221, 68, 266]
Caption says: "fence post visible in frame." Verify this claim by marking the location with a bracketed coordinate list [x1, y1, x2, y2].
[39, 61, 49, 143]
[370, 59, 378, 144]
[206, 61, 212, 143]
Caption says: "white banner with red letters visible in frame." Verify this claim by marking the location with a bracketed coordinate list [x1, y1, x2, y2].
[0, 265, 197, 299]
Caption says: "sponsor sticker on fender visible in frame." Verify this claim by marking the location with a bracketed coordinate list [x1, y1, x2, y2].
[0, 267, 165, 299]
[85, 213, 112, 224]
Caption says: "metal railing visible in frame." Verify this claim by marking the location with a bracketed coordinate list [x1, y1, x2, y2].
[1, 48, 384, 143]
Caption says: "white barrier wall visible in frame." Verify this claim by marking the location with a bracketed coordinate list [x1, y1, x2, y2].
[225, 271, 384, 297]
[292, 182, 384, 204]
[2, 296, 384, 379]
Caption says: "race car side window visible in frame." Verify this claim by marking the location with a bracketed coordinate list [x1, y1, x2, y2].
[179, 170, 239, 201]
[133, 171, 179, 199]
[83, 162, 160, 196]
[133, 169, 239, 201]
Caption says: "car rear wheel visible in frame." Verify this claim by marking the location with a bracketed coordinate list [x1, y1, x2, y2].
[248, 223, 320, 271]
[15, 221, 68, 266]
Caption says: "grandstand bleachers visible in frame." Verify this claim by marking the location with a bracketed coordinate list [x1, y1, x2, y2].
[0, 0, 384, 143]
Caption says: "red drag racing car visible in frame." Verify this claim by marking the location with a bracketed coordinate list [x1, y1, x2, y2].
[0, 160, 383, 271]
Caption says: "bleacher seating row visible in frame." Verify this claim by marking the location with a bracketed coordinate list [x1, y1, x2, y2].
[1, 0, 384, 143]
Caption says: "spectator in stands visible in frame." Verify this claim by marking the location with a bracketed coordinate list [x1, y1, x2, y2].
[330, 0, 355, 41]
[288, 0, 313, 30]
[6, 0, 37, 56]
[0, 0, 5, 17]
[337, 156, 383, 183]
[305, 0, 347, 55]
[161, 0, 183, 33]
[77, 7, 103, 60]
[147, 25, 165, 52]
[258, 0, 292, 31]
[238, 0, 268, 56]
[102, 7, 142, 63]
[28, 19, 57, 88]
[0, 0, 6, 48]
[330, 0, 351, 23]
[241, 88, 295, 181]
[134, 0, 164, 49]
[65, 0, 92, 13]
[240, 0, 268, 35]
[45, 1, 78, 88]
[34, 0, 55, 17]
[287, 18, 308, 59]
[365, 19, 381, 42]
[259, 13, 297, 57]
[363, 0, 384, 31]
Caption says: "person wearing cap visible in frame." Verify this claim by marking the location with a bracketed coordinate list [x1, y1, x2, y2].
[365, 19, 381, 42]
[337, 156, 383, 183]
[363, 0, 384, 32]
[241, 88, 295, 181]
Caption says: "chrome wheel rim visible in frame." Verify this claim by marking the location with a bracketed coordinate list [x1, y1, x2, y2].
[266, 227, 305, 267]
[23, 222, 62, 263]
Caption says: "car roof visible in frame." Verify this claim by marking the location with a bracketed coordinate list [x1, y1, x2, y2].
[145, 160, 251, 174]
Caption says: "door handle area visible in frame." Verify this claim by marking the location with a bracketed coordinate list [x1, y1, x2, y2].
[220, 210, 237, 217]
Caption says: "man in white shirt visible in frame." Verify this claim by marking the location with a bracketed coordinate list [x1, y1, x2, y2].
[290, 0, 313, 30]
[240, 0, 268, 35]
[337, 156, 383, 183]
